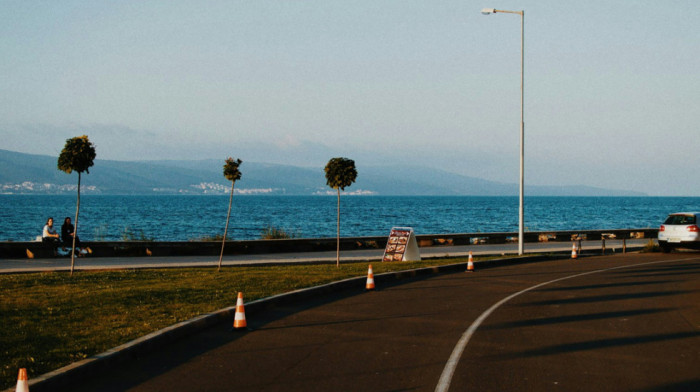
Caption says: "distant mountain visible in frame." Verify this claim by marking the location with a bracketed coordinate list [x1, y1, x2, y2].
[0, 149, 645, 196]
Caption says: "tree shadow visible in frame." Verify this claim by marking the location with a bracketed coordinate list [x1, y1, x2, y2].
[257, 311, 444, 331]
[482, 308, 672, 330]
[609, 263, 700, 276]
[517, 290, 690, 307]
[491, 331, 700, 360]
[639, 379, 700, 392]
[538, 280, 677, 292]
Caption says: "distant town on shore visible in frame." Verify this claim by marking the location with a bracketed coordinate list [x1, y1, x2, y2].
[0, 149, 645, 196]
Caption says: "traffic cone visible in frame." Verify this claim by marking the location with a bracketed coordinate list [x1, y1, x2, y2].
[466, 251, 475, 272]
[232, 292, 248, 331]
[26, 249, 34, 259]
[571, 243, 578, 259]
[15, 368, 28, 392]
[366, 264, 375, 290]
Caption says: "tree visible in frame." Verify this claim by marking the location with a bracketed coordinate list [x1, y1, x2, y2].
[218, 157, 242, 271]
[57, 135, 96, 276]
[324, 157, 357, 268]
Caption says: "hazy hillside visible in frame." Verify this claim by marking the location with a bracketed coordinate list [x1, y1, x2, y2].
[0, 149, 645, 196]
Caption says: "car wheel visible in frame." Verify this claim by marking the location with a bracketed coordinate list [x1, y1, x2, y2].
[659, 242, 672, 253]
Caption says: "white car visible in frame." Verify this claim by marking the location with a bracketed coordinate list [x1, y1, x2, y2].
[658, 212, 700, 252]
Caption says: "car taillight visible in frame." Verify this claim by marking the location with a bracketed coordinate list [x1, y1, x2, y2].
[688, 225, 699, 232]
[659, 225, 665, 232]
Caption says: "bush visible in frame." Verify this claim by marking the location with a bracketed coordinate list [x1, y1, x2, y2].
[121, 226, 154, 242]
[642, 239, 660, 252]
[193, 234, 225, 242]
[261, 226, 299, 239]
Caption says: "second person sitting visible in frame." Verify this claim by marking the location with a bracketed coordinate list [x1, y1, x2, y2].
[61, 217, 91, 256]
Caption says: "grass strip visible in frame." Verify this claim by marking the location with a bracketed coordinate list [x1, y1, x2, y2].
[1, 258, 473, 388]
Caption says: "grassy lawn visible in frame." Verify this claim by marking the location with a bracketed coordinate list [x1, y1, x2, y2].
[0, 258, 471, 388]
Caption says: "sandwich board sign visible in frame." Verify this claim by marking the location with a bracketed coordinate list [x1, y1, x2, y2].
[382, 227, 421, 262]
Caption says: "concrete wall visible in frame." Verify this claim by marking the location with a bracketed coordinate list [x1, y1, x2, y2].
[0, 229, 658, 259]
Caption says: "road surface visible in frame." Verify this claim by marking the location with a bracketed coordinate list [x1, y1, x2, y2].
[63, 252, 698, 392]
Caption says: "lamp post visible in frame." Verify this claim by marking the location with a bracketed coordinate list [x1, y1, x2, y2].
[481, 7, 525, 255]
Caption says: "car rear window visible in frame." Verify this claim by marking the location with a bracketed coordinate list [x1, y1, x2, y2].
[664, 214, 697, 225]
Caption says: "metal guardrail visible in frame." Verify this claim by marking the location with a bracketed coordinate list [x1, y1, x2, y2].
[0, 228, 658, 259]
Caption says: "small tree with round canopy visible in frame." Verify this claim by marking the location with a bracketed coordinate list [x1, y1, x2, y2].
[57, 135, 96, 276]
[324, 157, 357, 268]
[218, 157, 242, 271]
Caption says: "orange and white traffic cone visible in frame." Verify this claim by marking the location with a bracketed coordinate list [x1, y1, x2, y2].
[232, 292, 249, 331]
[571, 243, 578, 259]
[15, 368, 28, 392]
[366, 264, 375, 290]
[466, 251, 475, 272]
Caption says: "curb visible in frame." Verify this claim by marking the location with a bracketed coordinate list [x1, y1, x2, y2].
[8, 251, 615, 392]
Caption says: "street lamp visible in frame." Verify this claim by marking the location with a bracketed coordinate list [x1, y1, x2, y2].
[481, 7, 525, 255]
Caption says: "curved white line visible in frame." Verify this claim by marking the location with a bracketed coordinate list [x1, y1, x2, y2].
[435, 257, 696, 392]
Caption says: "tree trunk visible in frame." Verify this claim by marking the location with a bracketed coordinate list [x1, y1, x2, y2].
[218, 181, 235, 271]
[70, 173, 81, 276]
[336, 188, 340, 268]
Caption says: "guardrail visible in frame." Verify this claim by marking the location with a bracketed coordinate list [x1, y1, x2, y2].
[0, 228, 657, 259]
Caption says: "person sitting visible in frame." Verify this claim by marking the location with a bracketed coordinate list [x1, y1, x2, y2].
[42, 217, 61, 255]
[60, 217, 91, 256]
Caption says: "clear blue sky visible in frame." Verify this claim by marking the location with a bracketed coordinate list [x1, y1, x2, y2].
[1, 1, 698, 195]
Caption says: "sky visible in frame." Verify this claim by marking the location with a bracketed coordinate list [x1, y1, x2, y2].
[1, 0, 699, 196]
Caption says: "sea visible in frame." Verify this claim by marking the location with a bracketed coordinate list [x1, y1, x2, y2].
[1, 195, 699, 242]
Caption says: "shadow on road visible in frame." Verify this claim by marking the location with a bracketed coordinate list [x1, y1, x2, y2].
[517, 290, 690, 306]
[491, 331, 700, 360]
[482, 308, 673, 330]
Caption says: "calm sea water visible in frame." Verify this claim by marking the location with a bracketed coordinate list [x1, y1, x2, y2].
[1, 195, 698, 242]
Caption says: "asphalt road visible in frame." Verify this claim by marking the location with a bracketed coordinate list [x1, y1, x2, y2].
[64, 252, 698, 392]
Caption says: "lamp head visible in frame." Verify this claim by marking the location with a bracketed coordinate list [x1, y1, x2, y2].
[481, 8, 495, 15]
